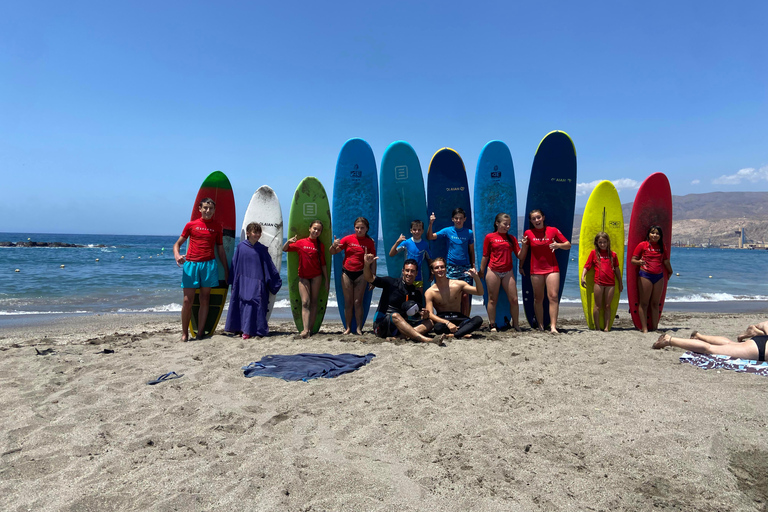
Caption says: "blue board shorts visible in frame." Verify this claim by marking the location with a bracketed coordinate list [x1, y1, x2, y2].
[182, 259, 219, 288]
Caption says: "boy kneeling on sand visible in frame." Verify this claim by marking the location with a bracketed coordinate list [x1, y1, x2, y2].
[173, 198, 229, 342]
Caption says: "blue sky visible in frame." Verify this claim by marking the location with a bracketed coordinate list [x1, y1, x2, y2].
[2, 1, 766, 235]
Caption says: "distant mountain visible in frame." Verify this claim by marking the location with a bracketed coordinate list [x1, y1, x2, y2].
[516, 192, 768, 247]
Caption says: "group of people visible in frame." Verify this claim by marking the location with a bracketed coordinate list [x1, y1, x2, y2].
[171, 198, 767, 363]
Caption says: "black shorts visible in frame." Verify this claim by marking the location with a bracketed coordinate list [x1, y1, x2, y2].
[753, 335, 767, 362]
[343, 268, 364, 281]
[372, 312, 425, 338]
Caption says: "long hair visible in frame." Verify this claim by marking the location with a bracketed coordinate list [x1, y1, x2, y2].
[593, 231, 611, 255]
[354, 217, 372, 239]
[646, 225, 665, 254]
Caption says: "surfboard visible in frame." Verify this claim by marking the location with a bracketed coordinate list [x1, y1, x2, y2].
[380, 141, 427, 279]
[189, 170, 236, 338]
[240, 185, 283, 321]
[521, 131, 577, 329]
[578, 180, 624, 330]
[626, 172, 672, 330]
[427, 148, 472, 266]
[332, 138, 379, 332]
[473, 140, 517, 329]
[287, 177, 332, 334]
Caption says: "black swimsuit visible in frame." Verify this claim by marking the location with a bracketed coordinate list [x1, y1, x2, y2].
[752, 335, 767, 362]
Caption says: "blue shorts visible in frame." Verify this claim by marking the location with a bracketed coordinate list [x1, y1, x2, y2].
[447, 264, 473, 284]
[639, 270, 664, 284]
[182, 259, 219, 288]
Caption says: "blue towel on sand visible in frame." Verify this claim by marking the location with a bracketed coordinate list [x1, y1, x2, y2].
[680, 351, 768, 376]
[242, 353, 376, 381]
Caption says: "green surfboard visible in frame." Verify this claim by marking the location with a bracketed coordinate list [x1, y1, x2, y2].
[286, 177, 332, 333]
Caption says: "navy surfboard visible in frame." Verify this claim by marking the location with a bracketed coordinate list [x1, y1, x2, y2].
[380, 141, 427, 279]
[474, 141, 517, 329]
[332, 138, 379, 332]
[521, 131, 577, 329]
[427, 148, 472, 267]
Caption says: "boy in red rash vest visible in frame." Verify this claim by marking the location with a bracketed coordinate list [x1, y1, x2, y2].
[173, 198, 229, 342]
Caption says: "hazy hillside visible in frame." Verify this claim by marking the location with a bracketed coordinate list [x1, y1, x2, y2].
[516, 192, 768, 246]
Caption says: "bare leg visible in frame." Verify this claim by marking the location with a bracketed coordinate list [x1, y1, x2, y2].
[352, 275, 367, 334]
[692, 332, 734, 345]
[181, 288, 195, 341]
[654, 333, 760, 360]
[592, 283, 603, 331]
[648, 278, 665, 331]
[637, 276, 653, 333]
[391, 314, 439, 343]
[298, 278, 312, 337]
[602, 285, 616, 332]
[531, 274, 547, 331]
[197, 287, 211, 338]
[341, 272, 354, 335]
[502, 273, 520, 330]
[308, 275, 322, 334]
[486, 270, 501, 330]
[545, 272, 561, 333]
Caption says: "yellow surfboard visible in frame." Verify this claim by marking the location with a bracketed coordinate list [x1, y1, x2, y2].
[579, 181, 624, 330]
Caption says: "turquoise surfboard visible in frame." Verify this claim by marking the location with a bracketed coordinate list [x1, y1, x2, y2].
[473, 141, 517, 329]
[380, 141, 427, 279]
[427, 148, 472, 268]
[332, 138, 379, 332]
[521, 131, 577, 329]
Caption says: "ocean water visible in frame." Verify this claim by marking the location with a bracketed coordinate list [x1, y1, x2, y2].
[1, 233, 767, 321]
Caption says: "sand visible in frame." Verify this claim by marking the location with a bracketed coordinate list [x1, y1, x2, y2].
[1, 309, 767, 511]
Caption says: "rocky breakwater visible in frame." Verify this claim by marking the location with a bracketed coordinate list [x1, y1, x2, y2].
[0, 241, 107, 248]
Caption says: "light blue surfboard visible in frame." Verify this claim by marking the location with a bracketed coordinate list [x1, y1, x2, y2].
[332, 138, 379, 332]
[473, 141, 517, 329]
[380, 141, 427, 280]
[427, 148, 472, 270]
[521, 131, 577, 329]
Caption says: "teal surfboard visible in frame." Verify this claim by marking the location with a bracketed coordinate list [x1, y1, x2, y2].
[380, 141, 427, 279]
[474, 141, 517, 329]
[332, 138, 379, 332]
[427, 148, 472, 266]
[521, 131, 577, 329]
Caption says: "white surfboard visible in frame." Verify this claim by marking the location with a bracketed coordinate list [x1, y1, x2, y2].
[241, 185, 283, 320]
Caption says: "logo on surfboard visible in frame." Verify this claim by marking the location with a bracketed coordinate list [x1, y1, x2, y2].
[395, 166, 408, 180]
[303, 203, 317, 216]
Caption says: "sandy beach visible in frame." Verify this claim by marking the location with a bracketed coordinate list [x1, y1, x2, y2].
[1, 308, 766, 511]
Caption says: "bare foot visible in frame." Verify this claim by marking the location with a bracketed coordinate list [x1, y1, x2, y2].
[653, 333, 671, 349]
[355, 329, 363, 336]
[300, 330, 310, 339]
[641, 328, 649, 333]
[180, 335, 189, 342]
[425, 334, 447, 346]
[603, 328, 610, 333]
[342, 329, 351, 335]
[550, 328, 560, 334]
[513, 325, 522, 332]
[489, 323, 497, 333]
[690, 330, 699, 339]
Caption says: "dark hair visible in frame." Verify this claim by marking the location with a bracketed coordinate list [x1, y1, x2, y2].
[309, 220, 324, 232]
[354, 217, 372, 239]
[410, 219, 424, 230]
[593, 231, 611, 254]
[430, 256, 447, 269]
[403, 258, 419, 269]
[528, 209, 545, 230]
[451, 208, 466, 219]
[646, 225, 665, 254]
[494, 213, 511, 233]
[198, 197, 216, 208]
[246, 222, 262, 235]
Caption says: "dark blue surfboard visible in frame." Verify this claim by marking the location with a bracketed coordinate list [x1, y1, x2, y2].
[521, 131, 577, 329]
[474, 141, 517, 329]
[380, 141, 427, 279]
[332, 138, 379, 332]
[427, 148, 472, 272]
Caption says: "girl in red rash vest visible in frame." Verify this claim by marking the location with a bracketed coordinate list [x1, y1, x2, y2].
[522, 209, 571, 333]
[631, 225, 673, 333]
[330, 217, 376, 335]
[480, 212, 527, 332]
[283, 220, 329, 338]
[581, 232, 623, 332]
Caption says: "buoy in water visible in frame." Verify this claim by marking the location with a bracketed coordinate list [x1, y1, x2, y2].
[15, 268, 20, 272]
[60, 265, 65, 269]
[95, 258, 99, 262]
[708, 275, 712, 278]
[676, 273, 680, 276]
[121, 256, 124, 259]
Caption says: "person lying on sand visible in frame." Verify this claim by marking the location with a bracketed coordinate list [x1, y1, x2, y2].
[653, 323, 768, 362]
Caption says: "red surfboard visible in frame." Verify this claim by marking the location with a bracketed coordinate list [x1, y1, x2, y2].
[626, 172, 672, 331]
[189, 171, 236, 337]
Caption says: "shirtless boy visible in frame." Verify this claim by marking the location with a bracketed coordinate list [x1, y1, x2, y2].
[424, 257, 485, 338]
